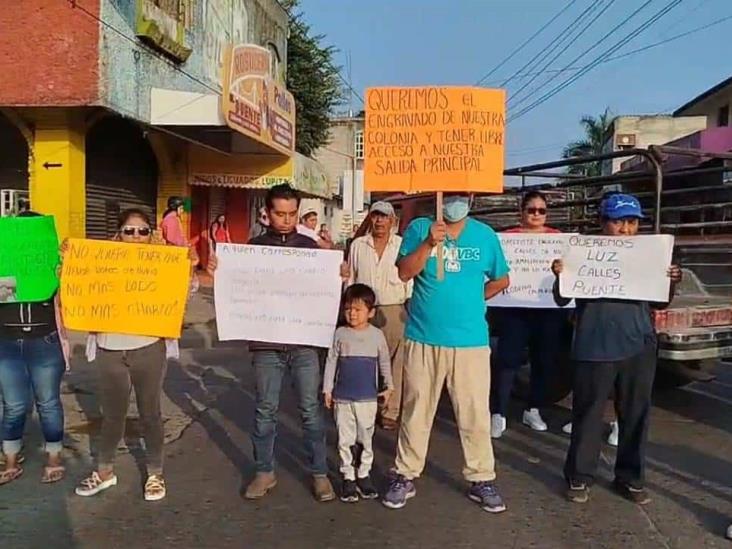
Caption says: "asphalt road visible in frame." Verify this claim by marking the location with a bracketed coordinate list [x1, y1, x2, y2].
[1, 345, 731, 549]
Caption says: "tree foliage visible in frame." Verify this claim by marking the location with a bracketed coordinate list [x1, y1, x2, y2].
[562, 108, 614, 176]
[282, 0, 345, 156]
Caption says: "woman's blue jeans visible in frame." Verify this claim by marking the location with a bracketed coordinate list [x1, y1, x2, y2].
[0, 332, 65, 456]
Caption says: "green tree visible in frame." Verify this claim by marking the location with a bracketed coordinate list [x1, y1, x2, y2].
[562, 108, 614, 176]
[282, 0, 345, 156]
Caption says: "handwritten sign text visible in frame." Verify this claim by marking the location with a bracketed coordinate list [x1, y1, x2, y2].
[60, 239, 189, 338]
[214, 244, 343, 347]
[560, 234, 674, 302]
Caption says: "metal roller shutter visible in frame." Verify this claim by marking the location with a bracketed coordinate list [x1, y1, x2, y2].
[86, 117, 158, 239]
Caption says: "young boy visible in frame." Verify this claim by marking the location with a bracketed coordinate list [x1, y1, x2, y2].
[323, 284, 393, 503]
[551, 193, 682, 506]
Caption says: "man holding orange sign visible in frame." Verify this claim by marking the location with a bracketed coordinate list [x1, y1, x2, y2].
[382, 194, 510, 512]
[364, 85, 509, 512]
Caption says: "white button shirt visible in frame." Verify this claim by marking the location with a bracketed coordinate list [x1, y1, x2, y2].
[348, 233, 412, 306]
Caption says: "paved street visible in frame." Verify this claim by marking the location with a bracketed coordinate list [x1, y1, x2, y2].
[1, 294, 731, 548]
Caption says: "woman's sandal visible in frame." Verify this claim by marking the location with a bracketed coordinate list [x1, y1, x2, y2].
[144, 475, 166, 502]
[41, 465, 66, 484]
[0, 467, 24, 486]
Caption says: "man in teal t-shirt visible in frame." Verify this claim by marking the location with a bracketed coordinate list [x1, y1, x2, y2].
[382, 193, 510, 514]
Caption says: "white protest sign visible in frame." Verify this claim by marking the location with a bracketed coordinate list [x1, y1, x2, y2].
[560, 234, 674, 302]
[489, 233, 576, 308]
[214, 244, 343, 347]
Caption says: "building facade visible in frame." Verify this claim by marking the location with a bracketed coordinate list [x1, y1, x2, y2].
[312, 113, 367, 243]
[675, 75, 732, 128]
[601, 115, 707, 175]
[0, 0, 331, 264]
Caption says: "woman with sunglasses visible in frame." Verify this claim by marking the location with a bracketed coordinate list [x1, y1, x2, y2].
[74, 209, 175, 502]
[490, 191, 566, 438]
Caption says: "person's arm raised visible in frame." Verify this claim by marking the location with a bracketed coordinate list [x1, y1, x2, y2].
[397, 221, 446, 282]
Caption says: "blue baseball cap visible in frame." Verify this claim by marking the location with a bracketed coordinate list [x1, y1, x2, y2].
[600, 193, 644, 219]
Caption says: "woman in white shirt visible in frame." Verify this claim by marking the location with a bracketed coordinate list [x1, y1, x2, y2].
[73, 209, 178, 502]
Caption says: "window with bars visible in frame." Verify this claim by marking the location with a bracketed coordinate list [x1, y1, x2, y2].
[354, 130, 364, 159]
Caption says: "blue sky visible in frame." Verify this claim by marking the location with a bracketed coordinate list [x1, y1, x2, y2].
[298, 0, 731, 168]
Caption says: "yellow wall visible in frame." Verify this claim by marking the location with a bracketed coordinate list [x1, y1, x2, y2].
[30, 110, 86, 240]
[149, 131, 190, 235]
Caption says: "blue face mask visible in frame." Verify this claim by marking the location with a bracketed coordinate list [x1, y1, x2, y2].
[443, 196, 471, 222]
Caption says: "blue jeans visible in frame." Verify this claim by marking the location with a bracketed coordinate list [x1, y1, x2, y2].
[251, 348, 327, 475]
[0, 332, 65, 455]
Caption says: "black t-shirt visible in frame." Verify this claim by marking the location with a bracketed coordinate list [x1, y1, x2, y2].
[0, 299, 57, 339]
[571, 299, 656, 362]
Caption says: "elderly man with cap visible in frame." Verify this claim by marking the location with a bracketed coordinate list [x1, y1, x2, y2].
[347, 201, 411, 430]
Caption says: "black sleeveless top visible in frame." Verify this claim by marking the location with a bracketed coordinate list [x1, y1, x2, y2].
[0, 299, 56, 338]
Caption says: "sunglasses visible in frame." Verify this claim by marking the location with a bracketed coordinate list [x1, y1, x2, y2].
[121, 226, 152, 236]
[525, 207, 547, 215]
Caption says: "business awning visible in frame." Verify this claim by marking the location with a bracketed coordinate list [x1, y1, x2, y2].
[188, 148, 333, 199]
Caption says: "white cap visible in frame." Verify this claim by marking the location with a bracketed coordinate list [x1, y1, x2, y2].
[300, 207, 318, 219]
[369, 201, 395, 216]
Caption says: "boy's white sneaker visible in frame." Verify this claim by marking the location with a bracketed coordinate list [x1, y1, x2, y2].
[562, 422, 573, 435]
[491, 414, 506, 439]
[607, 421, 619, 447]
[522, 409, 548, 432]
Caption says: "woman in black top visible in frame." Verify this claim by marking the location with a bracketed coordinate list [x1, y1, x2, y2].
[0, 212, 66, 485]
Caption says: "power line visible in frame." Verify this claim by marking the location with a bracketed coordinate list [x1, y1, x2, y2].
[508, 0, 616, 107]
[508, 0, 657, 113]
[480, 13, 732, 85]
[509, 0, 684, 122]
[475, 0, 579, 86]
[499, 0, 603, 89]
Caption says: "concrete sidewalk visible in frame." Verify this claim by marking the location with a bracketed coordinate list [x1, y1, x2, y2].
[0, 289, 224, 463]
[60, 289, 223, 458]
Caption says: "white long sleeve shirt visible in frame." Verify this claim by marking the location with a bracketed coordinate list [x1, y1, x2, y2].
[348, 233, 412, 306]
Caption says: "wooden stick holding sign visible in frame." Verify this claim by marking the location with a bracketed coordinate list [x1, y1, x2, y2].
[436, 191, 444, 281]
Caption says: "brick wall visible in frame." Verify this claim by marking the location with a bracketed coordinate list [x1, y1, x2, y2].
[0, 1, 100, 105]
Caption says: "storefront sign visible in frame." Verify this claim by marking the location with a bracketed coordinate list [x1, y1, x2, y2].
[191, 174, 289, 188]
[489, 233, 575, 309]
[60, 239, 190, 338]
[0, 216, 60, 302]
[222, 44, 296, 156]
[136, 0, 192, 62]
[560, 234, 675, 302]
[364, 86, 505, 192]
[214, 244, 343, 347]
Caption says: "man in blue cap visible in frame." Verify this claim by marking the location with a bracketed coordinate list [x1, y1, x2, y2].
[551, 193, 682, 506]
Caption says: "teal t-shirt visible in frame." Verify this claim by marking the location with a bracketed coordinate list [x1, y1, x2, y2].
[399, 217, 509, 348]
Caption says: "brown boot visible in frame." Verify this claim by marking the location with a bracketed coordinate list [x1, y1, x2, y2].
[244, 472, 277, 500]
[312, 475, 335, 502]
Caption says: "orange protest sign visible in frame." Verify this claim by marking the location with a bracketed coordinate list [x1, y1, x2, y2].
[364, 86, 506, 193]
[60, 239, 190, 338]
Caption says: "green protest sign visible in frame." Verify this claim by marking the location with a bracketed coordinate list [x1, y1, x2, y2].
[0, 216, 60, 303]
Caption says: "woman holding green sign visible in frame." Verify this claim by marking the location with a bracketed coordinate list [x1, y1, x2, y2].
[0, 211, 69, 486]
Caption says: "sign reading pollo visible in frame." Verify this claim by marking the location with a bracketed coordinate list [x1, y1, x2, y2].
[222, 44, 296, 156]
